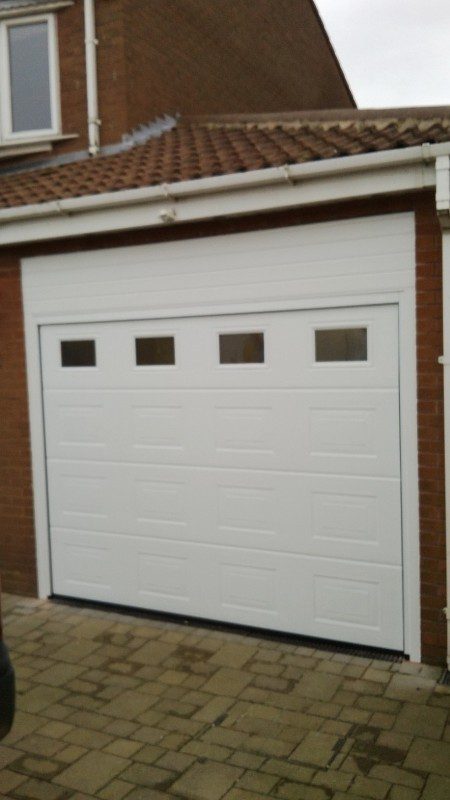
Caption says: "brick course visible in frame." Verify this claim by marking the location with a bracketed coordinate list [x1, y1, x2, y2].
[0, 191, 446, 662]
[0, 257, 36, 596]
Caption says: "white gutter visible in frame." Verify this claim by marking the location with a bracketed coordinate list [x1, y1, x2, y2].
[84, 0, 100, 156]
[1, 141, 449, 246]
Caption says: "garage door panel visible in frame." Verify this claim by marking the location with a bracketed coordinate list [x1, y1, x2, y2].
[42, 304, 404, 650]
[50, 529, 403, 649]
[42, 307, 398, 392]
[48, 460, 401, 566]
[46, 389, 399, 478]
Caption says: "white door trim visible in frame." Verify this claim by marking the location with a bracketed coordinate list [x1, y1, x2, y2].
[20, 216, 420, 659]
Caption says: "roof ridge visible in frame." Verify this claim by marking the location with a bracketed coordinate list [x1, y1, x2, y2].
[186, 106, 450, 125]
[194, 117, 450, 134]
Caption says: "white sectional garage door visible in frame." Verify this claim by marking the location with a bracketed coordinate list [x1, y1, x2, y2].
[41, 302, 403, 650]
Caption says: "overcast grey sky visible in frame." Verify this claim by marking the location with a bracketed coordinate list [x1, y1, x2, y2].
[315, 0, 450, 109]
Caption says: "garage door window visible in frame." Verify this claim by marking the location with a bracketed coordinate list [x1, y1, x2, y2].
[135, 336, 175, 366]
[60, 339, 96, 367]
[315, 327, 367, 362]
[219, 332, 264, 364]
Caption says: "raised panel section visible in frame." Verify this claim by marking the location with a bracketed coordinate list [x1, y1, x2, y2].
[312, 492, 377, 545]
[135, 479, 187, 525]
[132, 405, 183, 450]
[313, 575, 380, 630]
[64, 544, 111, 591]
[220, 564, 277, 616]
[218, 485, 275, 535]
[138, 554, 189, 602]
[57, 474, 108, 522]
[214, 407, 274, 454]
[310, 408, 375, 457]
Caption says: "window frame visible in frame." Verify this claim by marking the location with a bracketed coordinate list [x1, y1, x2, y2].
[0, 13, 61, 143]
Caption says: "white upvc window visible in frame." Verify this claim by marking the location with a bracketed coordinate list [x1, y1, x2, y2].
[0, 14, 60, 143]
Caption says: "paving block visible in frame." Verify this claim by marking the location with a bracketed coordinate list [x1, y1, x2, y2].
[118, 762, 175, 789]
[294, 672, 341, 701]
[210, 644, 257, 669]
[369, 764, 423, 789]
[99, 778, 143, 800]
[170, 761, 243, 800]
[404, 737, 450, 777]
[101, 690, 158, 720]
[103, 738, 144, 758]
[384, 675, 435, 704]
[290, 731, 339, 767]
[56, 751, 130, 794]
[0, 768, 27, 793]
[421, 774, 450, 800]
[13, 777, 70, 800]
[236, 769, 278, 793]
[129, 641, 176, 665]
[201, 668, 254, 697]
[394, 702, 447, 739]
[388, 787, 420, 800]
[350, 775, 390, 799]
[276, 781, 329, 799]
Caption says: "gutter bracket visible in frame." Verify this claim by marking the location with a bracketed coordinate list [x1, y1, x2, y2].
[421, 142, 433, 164]
[161, 183, 176, 202]
[281, 164, 295, 186]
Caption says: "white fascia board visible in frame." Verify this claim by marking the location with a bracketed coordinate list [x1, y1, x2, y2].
[0, 142, 447, 245]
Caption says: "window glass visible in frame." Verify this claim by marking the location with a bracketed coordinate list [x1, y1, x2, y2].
[8, 22, 52, 132]
[61, 340, 96, 367]
[136, 336, 175, 366]
[219, 332, 264, 364]
[315, 328, 367, 362]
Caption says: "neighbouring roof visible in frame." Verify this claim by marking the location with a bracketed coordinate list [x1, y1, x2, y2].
[1, 107, 450, 211]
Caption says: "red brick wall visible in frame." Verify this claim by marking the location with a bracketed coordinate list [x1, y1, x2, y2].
[57, 0, 89, 154]
[122, 0, 354, 133]
[0, 258, 36, 596]
[415, 197, 447, 663]
[0, 192, 446, 662]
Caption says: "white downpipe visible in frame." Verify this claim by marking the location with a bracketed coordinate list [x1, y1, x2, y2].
[436, 156, 450, 670]
[441, 232, 450, 671]
[84, 0, 100, 155]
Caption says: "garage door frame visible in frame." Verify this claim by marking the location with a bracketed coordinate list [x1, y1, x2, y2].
[21, 213, 421, 659]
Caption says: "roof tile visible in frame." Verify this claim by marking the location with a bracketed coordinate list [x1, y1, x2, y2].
[1, 110, 450, 210]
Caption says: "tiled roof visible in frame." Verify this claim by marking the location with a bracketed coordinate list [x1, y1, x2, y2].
[1, 108, 450, 210]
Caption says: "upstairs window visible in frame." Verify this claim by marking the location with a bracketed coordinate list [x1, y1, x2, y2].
[0, 15, 60, 142]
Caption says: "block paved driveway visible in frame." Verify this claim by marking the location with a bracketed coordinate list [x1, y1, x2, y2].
[1, 594, 449, 800]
